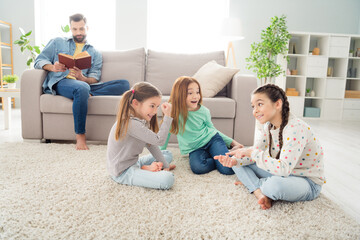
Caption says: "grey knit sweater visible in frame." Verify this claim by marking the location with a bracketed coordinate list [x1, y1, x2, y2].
[107, 116, 173, 177]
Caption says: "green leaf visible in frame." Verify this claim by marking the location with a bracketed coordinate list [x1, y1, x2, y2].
[24, 31, 32, 37]
[27, 45, 33, 51]
[34, 46, 41, 54]
[61, 25, 70, 33]
[26, 58, 33, 66]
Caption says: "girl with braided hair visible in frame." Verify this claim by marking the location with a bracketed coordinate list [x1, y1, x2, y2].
[215, 84, 325, 209]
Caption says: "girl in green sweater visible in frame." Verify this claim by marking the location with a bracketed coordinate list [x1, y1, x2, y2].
[162, 76, 242, 175]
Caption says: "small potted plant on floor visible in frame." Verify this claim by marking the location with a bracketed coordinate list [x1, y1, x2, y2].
[3, 74, 19, 88]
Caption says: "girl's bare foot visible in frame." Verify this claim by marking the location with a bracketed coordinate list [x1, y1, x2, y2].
[234, 181, 242, 185]
[253, 189, 272, 210]
[163, 164, 176, 171]
[76, 134, 89, 150]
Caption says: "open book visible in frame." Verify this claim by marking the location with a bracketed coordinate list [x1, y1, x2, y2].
[58, 51, 92, 70]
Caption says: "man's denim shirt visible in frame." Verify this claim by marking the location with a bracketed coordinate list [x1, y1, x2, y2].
[34, 37, 102, 95]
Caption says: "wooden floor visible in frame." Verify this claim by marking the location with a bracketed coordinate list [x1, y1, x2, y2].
[0, 109, 359, 223]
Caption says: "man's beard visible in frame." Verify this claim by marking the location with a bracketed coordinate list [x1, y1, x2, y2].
[73, 34, 86, 43]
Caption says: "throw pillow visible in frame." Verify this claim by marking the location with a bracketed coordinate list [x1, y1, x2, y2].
[193, 60, 239, 98]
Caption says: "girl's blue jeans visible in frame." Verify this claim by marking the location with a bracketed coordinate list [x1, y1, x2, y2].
[189, 133, 234, 175]
[53, 78, 130, 134]
[232, 163, 322, 202]
[112, 150, 174, 190]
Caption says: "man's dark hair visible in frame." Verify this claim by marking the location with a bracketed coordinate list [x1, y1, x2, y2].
[69, 13, 87, 24]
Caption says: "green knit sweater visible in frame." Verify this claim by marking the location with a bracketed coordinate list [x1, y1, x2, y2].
[161, 105, 233, 155]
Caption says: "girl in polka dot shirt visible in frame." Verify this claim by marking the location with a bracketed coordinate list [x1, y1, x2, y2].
[215, 84, 325, 210]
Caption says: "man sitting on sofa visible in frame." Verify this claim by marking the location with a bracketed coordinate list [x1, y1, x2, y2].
[34, 13, 129, 150]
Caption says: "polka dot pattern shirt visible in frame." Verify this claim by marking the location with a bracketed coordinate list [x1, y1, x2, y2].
[235, 113, 326, 185]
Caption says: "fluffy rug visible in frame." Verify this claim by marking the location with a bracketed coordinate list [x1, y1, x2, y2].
[0, 142, 359, 240]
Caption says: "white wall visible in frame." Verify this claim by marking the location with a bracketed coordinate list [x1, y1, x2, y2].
[229, 0, 360, 74]
[116, 0, 147, 50]
[0, 0, 35, 107]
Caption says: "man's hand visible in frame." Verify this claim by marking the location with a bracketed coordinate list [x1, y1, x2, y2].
[69, 66, 85, 81]
[43, 62, 66, 72]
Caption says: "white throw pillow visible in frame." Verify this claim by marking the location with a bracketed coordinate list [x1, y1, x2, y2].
[193, 60, 239, 98]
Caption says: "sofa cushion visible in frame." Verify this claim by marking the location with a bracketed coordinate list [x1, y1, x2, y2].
[146, 50, 225, 95]
[41, 94, 235, 119]
[157, 96, 235, 118]
[100, 48, 146, 87]
[40, 95, 122, 115]
[193, 60, 239, 98]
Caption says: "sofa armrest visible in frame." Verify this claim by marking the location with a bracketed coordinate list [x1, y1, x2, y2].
[20, 69, 47, 139]
[230, 73, 258, 146]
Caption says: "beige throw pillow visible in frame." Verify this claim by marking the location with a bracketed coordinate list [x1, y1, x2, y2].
[193, 60, 239, 98]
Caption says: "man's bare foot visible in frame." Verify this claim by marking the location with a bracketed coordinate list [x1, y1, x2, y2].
[253, 189, 272, 210]
[76, 134, 89, 150]
[234, 181, 243, 186]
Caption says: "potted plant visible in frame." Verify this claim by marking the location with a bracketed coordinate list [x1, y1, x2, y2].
[13, 27, 41, 67]
[3, 74, 19, 88]
[306, 88, 311, 97]
[246, 15, 291, 86]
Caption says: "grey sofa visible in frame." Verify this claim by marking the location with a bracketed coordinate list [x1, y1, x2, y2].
[21, 48, 257, 146]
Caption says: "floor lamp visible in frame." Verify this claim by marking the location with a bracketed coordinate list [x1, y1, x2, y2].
[222, 18, 244, 68]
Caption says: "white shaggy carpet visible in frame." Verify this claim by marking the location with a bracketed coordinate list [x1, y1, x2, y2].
[0, 142, 359, 240]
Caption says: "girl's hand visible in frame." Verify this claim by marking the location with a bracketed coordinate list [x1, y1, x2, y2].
[161, 102, 172, 117]
[141, 162, 163, 172]
[230, 140, 244, 151]
[163, 164, 176, 171]
[226, 148, 253, 159]
[214, 155, 237, 168]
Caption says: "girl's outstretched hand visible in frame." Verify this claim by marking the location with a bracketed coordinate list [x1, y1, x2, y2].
[163, 164, 176, 171]
[161, 102, 172, 117]
[226, 148, 253, 159]
[214, 155, 237, 168]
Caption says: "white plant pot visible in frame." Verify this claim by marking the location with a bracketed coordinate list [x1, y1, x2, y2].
[6, 83, 16, 89]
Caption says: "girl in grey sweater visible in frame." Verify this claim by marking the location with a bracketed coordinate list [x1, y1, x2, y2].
[107, 82, 175, 190]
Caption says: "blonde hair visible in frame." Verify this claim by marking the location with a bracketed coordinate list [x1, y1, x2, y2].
[169, 76, 202, 134]
[115, 82, 161, 140]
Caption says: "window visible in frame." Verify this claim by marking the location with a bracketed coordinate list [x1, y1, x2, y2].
[34, 0, 116, 51]
[147, 0, 229, 53]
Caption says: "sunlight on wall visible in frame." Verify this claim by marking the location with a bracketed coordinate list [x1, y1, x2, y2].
[34, 0, 115, 51]
[147, 0, 229, 53]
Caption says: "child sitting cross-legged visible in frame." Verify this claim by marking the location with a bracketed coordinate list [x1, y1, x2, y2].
[215, 84, 326, 209]
[107, 82, 176, 190]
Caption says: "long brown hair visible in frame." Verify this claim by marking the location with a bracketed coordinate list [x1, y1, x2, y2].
[169, 76, 202, 134]
[253, 84, 290, 159]
[115, 82, 161, 140]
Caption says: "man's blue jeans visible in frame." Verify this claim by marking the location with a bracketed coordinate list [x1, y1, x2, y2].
[189, 133, 234, 175]
[232, 163, 322, 202]
[53, 78, 130, 134]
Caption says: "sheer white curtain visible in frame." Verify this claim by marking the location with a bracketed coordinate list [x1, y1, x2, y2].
[34, 0, 116, 51]
[147, 0, 229, 53]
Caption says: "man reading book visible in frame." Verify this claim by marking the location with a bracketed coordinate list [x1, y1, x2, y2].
[34, 13, 130, 150]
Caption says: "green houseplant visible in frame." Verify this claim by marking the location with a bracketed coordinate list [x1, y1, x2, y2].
[3, 74, 19, 88]
[246, 15, 291, 86]
[14, 28, 41, 67]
